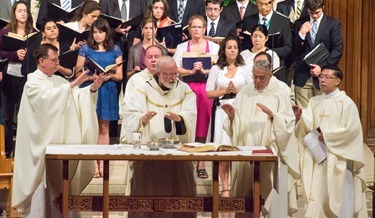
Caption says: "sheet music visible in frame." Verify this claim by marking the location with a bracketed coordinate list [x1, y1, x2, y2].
[303, 129, 327, 164]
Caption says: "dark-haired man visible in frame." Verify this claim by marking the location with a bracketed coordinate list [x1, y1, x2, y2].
[293, 0, 343, 108]
[205, 0, 236, 38]
[12, 43, 106, 217]
[294, 67, 367, 217]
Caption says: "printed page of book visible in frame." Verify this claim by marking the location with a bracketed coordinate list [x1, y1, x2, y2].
[303, 129, 327, 164]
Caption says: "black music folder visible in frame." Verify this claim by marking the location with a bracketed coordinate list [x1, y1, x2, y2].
[157, 23, 182, 48]
[2, 32, 41, 51]
[303, 43, 330, 66]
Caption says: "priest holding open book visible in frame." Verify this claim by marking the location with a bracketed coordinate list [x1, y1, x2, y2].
[222, 59, 300, 217]
[294, 67, 367, 217]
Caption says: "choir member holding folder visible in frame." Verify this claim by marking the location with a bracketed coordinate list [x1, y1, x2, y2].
[0, 1, 35, 157]
[21, 19, 76, 79]
[173, 15, 219, 179]
[133, 0, 176, 51]
[75, 18, 123, 178]
[127, 17, 168, 78]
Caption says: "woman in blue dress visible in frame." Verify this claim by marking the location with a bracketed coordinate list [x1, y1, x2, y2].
[75, 18, 123, 177]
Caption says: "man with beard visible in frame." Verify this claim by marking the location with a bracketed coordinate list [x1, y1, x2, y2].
[123, 56, 197, 218]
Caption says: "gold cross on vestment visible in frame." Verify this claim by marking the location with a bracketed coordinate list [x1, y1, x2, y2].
[251, 106, 263, 116]
[319, 110, 329, 120]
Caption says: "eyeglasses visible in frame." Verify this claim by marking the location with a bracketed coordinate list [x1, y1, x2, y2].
[190, 26, 204, 29]
[257, 1, 272, 7]
[43, 58, 60, 63]
[318, 74, 337, 80]
[251, 74, 269, 82]
[206, 7, 221, 12]
[161, 72, 179, 78]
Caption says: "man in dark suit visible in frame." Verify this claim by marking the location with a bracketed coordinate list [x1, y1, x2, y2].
[167, 0, 205, 26]
[221, 0, 258, 24]
[36, 0, 83, 30]
[242, 0, 293, 84]
[276, 0, 308, 87]
[205, 0, 235, 38]
[293, 0, 343, 108]
[277, 0, 308, 24]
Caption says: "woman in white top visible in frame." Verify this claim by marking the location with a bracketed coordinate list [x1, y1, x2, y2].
[173, 15, 220, 179]
[206, 35, 252, 196]
[241, 24, 280, 71]
[64, 0, 101, 32]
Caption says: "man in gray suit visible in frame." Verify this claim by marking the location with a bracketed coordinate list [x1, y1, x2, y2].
[167, 0, 206, 26]
[205, 0, 236, 38]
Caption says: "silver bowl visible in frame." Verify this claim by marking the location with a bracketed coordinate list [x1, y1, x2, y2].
[146, 141, 161, 151]
[159, 138, 180, 149]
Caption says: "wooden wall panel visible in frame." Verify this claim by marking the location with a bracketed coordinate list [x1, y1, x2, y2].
[323, 0, 374, 147]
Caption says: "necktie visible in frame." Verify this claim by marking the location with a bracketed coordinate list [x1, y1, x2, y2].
[239, 6, 244, 20]
[262, 18, 267, 26]
[311, 20, 318, 45]
[209, 22, 215, 37]
[121, 0, 127, 20]
[61, 0, 71, 11]
[178, 0, 185, 23]
[296, 0, 302, 19]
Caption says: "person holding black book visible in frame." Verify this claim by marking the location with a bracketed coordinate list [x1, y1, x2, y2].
[0, 0, 35, 158]
[75, 18, 123, 178]
[21, 19, 75, 78]
[133, 0, 175, 44]
[206, 36, 251, 196]
[127, 17, 168, 78]
[293, 0, 343, 108]
[36, 0, 84, 30]
[173, 15, 220, 179]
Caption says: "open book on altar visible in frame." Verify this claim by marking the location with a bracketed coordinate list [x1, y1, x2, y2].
[178, 143, 240, 152]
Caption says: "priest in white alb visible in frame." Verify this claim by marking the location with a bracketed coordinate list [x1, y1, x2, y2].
[120, 45, 164, 143]
[123, 56, 197, 218]
[222, 59, 300, 217]
[294, 67, 367, 217]
[12, 44, 106, 217]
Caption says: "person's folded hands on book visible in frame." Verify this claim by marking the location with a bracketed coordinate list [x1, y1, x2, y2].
[309, 64, 321, 77]
[164, 111, 181, 122]
[116, 25, 131, 35]
[142, 111, 158, 125]
[17, 49, 27, 61]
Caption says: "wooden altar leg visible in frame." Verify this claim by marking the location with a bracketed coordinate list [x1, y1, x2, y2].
[212, 161, 219, 218]
[253, 161, 260, 218]
[62, 160, 69, 218]
[103, 160, 110, 218]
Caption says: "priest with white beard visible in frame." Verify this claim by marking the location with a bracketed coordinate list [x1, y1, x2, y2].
[222, 59, 300, 217]
[294, 67, 367, 217]
[12, 44, 106, 217]
[123, 56, 197, 218]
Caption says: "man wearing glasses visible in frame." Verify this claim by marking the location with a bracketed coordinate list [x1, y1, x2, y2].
[221, 59, 297, 217]
[242, 0, 293, 85]
[123, 56, 197, 218]
[293, 0, 343, 108]
[294, 67, 367, 217]
[205, 0, 236, 38]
